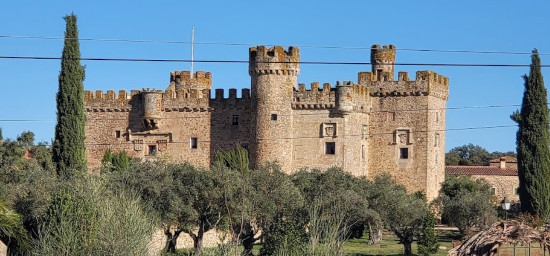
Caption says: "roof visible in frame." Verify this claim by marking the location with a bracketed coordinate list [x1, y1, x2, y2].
[445, 166, 517, 176]
[488, 156, 517, 163]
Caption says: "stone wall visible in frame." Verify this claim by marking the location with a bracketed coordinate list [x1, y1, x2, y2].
[472, 175, 520, 202]
[148, 228, 227, 256]
[0, 241, 6, 256]
[84, 44, 449, 201]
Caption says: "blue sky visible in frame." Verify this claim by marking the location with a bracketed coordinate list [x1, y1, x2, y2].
[1, 0, 549, 153]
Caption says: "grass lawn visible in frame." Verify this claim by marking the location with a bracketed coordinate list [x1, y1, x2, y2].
[169, 229, 461, 256]
[343, 229, 459, 256]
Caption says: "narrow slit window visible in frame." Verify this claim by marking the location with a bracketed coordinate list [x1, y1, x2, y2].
[271, 114, 278, 121]
[399, 148, 409, 159]
[325, 142, 335, 155]
[191, 138, 198, 149]
[232, 115, 239, 125]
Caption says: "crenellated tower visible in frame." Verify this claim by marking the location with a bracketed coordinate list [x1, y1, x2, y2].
[249, 45, 300, 173]
[371, 44, 396, 81]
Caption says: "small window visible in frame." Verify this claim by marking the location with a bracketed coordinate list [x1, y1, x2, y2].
[271, 114, 278, 121]
[325, 142, 335, 155]
[148, 145, 157, 156]
[232, 115, 239, 125]
[377, 69, 383, 81]
[362, 145, 365, 160]
[490, 187, 496, 195]
[115, 130, 121, 138]
[387, 112, 396, 122]
[514, 187, 519, 195]
[190, 138, 198, 149]
[399, 148, 409, 159]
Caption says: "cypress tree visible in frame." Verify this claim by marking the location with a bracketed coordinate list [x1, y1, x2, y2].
[511, 49, 550, 220]
[52, 14, 87, 179]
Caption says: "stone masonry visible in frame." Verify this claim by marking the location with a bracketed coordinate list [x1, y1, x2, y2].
[84, 44, 449, 201]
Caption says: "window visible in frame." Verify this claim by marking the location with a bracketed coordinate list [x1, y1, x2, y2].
[325, 142, 335, 155]
[387, 112, 396, 122]
[362, 125, 368, 139]
[377, 69, 383, 81]
[148, 145, 157, 156]
[362, 145, 365, 160]
[190, 138, 198, 149]
[232, 115, 239, 125]
[490, 187, 496, 195]
[514, 187, 519, 195]
[399, 148, 409, 159]
[115, 130, 121, 138]
[271, 114, 278, 121]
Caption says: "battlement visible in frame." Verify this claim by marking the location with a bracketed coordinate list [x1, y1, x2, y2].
[209, 88, 252, 110]
[371, 44, 396, 63]
[415, 71, 449, 86]
[358, 71, 413, 83]
[84, 89, 133, 111]
[249, 46, 300, 76]
[292, 81, 371, 112]
[170, 70, 212, 88]
[296, 82, 332, 92]
[358, 71, 448, 85]
[358, 70, 449, 100]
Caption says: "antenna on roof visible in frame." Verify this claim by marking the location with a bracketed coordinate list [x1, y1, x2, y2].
[191, 26, 195, 74]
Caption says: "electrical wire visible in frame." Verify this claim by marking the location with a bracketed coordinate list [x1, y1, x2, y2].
[0, 55, 546, 68]
[0, 34, 547, 55]
[0, 101, 533, 122]
[73, 123, 521, 146]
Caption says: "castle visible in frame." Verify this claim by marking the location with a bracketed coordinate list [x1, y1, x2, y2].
[84, 44, 449, 200]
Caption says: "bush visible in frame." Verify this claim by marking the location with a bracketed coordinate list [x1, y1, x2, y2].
[31, 177, 157, 256]
[439, 176, 497, 233]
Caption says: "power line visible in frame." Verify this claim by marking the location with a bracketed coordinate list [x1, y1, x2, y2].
[0, 102, 533, 123]
[25, 123, 517, 146]
[0, 34, 546, 56]
[0, 55, 544, 68]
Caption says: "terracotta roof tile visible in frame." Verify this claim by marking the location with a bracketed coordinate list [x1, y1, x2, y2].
[445, 166, 518, 176]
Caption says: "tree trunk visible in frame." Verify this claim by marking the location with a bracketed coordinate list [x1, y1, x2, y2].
[194, 224, 205, 256]
[395, 231, 414, 256]
[403, 241, 413, 255]
[164, 228, 182, 253]
[241, 233, 256, 256]
[367, 226, 383, 245]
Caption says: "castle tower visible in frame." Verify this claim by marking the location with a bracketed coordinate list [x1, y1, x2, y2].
[141, 89, 163, 130]
[249, 46, 300, 173]
[371, 44, 396, 81]
[165, 71, 212, 99]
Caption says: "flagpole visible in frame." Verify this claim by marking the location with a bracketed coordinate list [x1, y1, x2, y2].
[191, 26, 195, 74]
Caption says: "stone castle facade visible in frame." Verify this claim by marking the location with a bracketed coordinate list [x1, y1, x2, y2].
[84, 44, 449, 200]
